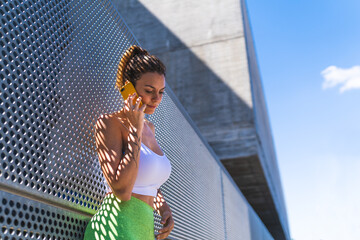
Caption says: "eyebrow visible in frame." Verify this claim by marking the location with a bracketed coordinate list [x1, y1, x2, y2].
[145, 85, 166, 90]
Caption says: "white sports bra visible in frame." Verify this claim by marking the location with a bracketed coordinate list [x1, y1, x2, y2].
[131, 141, 172, 197]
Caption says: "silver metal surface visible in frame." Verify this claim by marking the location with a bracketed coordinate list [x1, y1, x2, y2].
[0, 0, 273, 239]
[0, 191, 90, 240]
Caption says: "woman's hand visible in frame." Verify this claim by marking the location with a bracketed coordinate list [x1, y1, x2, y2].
[123, 93, 147, 132]
[156, 204, 175, 239]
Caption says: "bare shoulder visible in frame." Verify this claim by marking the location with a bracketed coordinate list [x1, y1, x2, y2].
[96, 113, 119, 128]
[96, 112, 127, 138]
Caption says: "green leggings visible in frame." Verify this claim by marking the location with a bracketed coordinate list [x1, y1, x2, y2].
[83, 193, 155, 240]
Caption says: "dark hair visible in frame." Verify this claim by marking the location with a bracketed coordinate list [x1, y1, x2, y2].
[115, 45, 166, 90]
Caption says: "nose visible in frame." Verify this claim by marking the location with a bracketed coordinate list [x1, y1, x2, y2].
[152, 92, 161, 102]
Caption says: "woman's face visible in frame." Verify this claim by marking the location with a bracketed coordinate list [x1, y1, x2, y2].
[135, 72, 166, 114]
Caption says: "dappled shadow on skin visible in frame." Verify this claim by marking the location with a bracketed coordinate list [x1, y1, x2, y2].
[95, 111, 141, 189]
[87, 113, 156, 239]
[153, 190, 166, 214]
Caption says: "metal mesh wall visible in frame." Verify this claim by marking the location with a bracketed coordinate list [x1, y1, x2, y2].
[0, 191, 89, 239]
[0, 0, 273, 239]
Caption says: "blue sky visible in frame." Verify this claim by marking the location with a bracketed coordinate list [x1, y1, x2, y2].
[246, 0, 360, 239]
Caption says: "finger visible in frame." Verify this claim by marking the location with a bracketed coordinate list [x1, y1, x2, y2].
[127, 93, 136, 107]
[133, 96, 142, 110]
[139, 101, 147, 112]
[158, 226, 171, 234]
[127, 93, 135, 101]
[124, 97, 131, 111]
[160, 212, 171, 224]
[156, 231, 170, 240]
[160, 217, 168, 225]
[162, 219, 174, 230]
[124, 94, 131, 108]
[154, 233, 163, 240]
[159, 227, 171, 234]
[159, 218, 173, 232]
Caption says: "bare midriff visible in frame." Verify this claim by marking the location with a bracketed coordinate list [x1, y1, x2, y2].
[131, 192, 155, 210]
[105, 191, 155, 210]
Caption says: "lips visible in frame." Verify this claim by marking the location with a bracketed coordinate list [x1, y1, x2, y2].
[147, 105, 157, 108]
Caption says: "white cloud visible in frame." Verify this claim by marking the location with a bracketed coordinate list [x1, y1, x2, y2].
[321, 65, 360, 93]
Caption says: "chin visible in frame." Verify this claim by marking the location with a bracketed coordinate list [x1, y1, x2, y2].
[144, 108, 156, 115]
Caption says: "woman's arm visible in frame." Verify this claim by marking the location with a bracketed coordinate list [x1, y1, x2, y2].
[95, 95, 146, 201]
[154, 189, 174, 240]
[153, 188, 168, 215]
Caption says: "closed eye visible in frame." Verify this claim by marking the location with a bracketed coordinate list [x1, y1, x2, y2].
[145, 90, 164, 95]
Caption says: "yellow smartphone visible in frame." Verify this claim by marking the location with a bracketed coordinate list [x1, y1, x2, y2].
[120, 80, 143, 108]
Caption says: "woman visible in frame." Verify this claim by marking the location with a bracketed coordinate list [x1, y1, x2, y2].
[84, 45, 174, 240]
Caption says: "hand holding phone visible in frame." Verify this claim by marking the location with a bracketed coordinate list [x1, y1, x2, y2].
[120, 80, 143, 108]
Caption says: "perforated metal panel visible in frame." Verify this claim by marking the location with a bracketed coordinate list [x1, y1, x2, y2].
[147, 90, 225, 239]
[0, 0, 273, 239]
[0, 191, 89, 240]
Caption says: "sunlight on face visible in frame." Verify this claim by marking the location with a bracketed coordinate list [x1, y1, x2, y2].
[135, 72, 166, 114]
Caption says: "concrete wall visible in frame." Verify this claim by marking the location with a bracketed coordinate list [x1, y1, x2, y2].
[241, 1, 290, 237]
[112, 0, 257, 158]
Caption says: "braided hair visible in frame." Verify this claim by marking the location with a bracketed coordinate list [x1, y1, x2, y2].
[115, 45, 166, 91]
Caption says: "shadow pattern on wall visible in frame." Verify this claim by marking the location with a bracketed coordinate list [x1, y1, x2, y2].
[1, 0, 273, 239]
